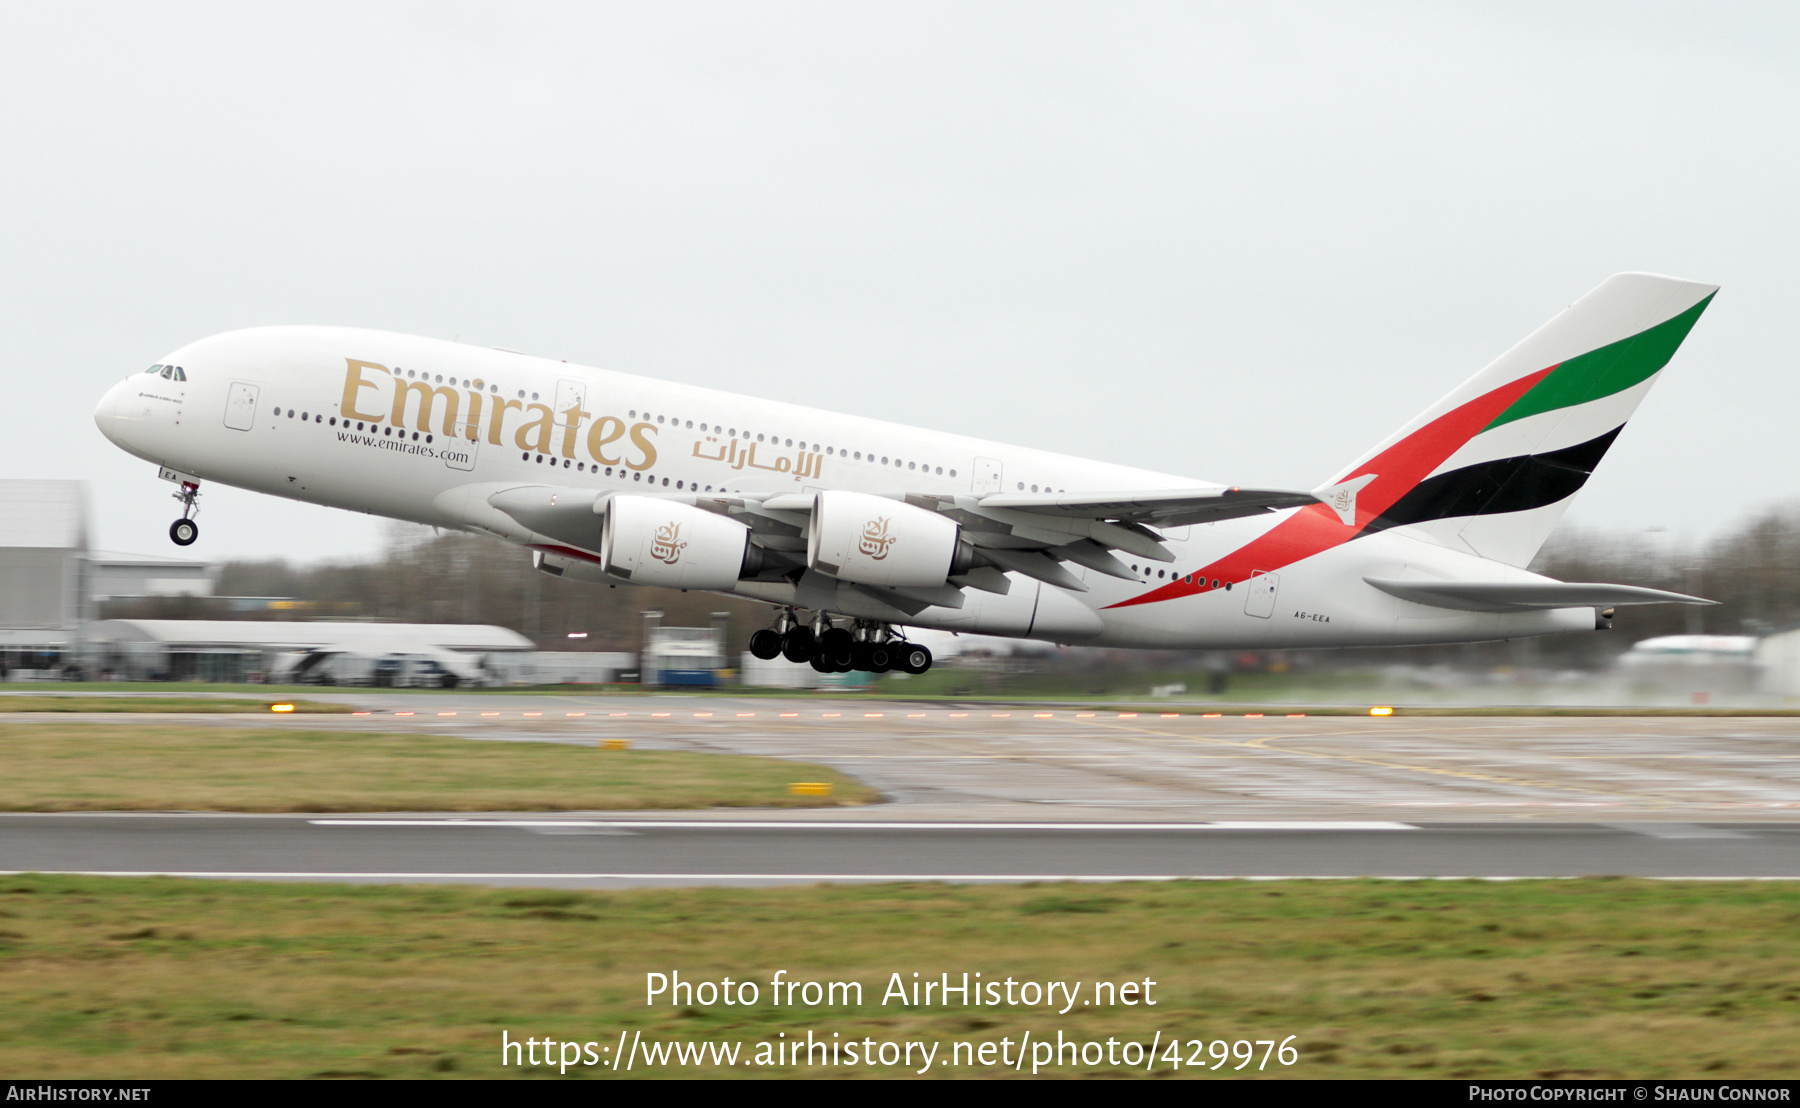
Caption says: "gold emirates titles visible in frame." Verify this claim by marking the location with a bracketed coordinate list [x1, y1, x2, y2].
[341, 357, 828, 481]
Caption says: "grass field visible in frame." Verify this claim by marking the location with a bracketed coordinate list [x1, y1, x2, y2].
[0, 696, 348, 714]
[0, 875, 1795, 1078]
[3, 683, 357, 695]
[0, 723, 877, 811]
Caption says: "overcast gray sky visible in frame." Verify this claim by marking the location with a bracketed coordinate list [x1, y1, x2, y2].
[4, 2, 1795, 562]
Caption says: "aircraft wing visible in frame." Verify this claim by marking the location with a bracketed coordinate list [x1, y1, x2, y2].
[973, 486, 1322, 528]
[1363, 578, 1716, 613]
[906, 487, 1320, 589]
[483, 481, 1323, 600]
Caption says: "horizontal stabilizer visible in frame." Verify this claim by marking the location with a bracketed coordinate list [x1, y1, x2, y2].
[1364, 577, 1716, 613]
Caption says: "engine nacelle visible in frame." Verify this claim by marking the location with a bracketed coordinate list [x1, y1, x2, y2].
[600, 496, 754, 589]
[808, 490, 968, 588]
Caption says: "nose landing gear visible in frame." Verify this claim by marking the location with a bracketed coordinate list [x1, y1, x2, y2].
[169, 481, 201, 547]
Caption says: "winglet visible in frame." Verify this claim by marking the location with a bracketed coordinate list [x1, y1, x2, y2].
[1312, 474, 1378, 526]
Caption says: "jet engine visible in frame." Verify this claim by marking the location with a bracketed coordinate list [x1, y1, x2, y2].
[807, 490, 972, 588]
[600, 496, 756, 589]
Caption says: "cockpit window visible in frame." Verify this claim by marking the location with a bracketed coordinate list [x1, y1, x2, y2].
[159, 366, 174, 379]
[145, 365, 164, 374]
[173, 366, 186, 381]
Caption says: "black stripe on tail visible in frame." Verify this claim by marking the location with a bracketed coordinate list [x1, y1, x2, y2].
[1362, 425, 1623, 535]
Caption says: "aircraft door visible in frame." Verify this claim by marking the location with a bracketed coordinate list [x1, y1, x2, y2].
[1244, 571, 1279, 618]
[445, 381, 485, 471]
[973, 457, 1003, 495]
[223, 383, 259, 431]
[553, 378, 587, 462]
[442, 423, 478, 471]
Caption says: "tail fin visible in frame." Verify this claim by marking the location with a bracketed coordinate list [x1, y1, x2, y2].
[1319, 272, 1717, 567]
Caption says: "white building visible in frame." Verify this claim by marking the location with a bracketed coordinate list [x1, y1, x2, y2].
[84, 619, 535, 684]
[1617, 634, 1759, 697]
[1755, 626, 1800, 699]
[0, 480, 90, 675]
[89, 550, 216, 601]
[640, 611, 731, 687]
[485, 651, 636, 686]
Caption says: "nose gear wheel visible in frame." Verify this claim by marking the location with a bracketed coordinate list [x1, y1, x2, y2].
[169, 480, 201, 546]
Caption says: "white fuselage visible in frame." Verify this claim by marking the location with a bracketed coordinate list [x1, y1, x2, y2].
[94, 326, 1591, 649]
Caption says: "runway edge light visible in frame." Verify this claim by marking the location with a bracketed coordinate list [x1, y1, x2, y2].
[269, 703, 296, 713]
[1370, 706, 1395, 716]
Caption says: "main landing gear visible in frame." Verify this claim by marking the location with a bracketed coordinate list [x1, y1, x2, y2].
[169, 481, 201, 547]
[748, 612, 933, 675]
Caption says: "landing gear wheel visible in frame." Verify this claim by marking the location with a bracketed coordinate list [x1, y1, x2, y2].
[168, 479, 202, 547]
[748, 629, 783, 660]
[895, 643, 932, 674]
[781, 626, 815, 663]
[809, 651, 833, 673]
[866, 643, 894, 673]
[821, 628, 854, 669]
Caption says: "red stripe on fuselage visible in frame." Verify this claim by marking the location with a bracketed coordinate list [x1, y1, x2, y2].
[1104, 366, 1555, 609]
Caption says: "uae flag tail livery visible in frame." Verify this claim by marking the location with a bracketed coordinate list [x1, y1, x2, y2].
[1328, 271, 1717, 568]
[1111, 272, 1717, 619]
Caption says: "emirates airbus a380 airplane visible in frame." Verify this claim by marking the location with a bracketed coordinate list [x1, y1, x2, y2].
[95, 273, 1716, 675]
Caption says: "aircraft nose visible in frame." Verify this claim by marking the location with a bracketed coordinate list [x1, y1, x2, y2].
[94, 377, 136, 446]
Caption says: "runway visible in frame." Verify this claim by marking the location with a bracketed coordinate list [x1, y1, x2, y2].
[20, 690, 1798, 822]
[5, 814, 1799, 887]
[5, 691, 1799, 886]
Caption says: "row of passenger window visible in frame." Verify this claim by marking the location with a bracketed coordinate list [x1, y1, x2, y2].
[272, 407, 438, 443]
[1126, 561, 1231, 591]
[521, 451, 732, 492]
[272, 397, 1069, 507]
[377, 370, 953, 480]
[267, 396, 962, 482]
[301, 367, 1003, 487]
[394, 368, 507, 395]
[626, 409, 959, 479]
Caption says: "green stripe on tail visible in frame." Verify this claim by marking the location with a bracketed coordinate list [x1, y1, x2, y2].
[1483, 292, 1715, 432]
